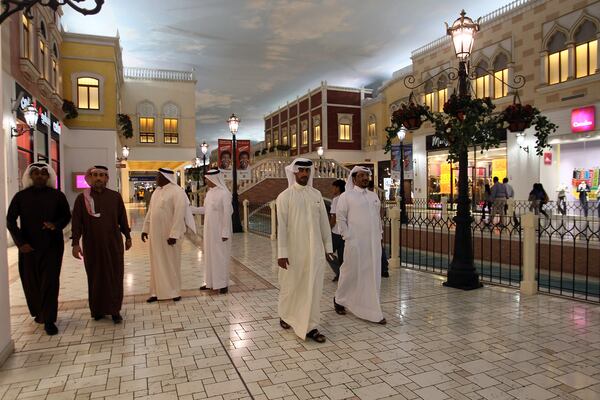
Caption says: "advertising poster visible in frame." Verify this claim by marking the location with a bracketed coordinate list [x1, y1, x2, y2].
[491, 159, 507, 181]
[390, 144, 413, 180]
[218, 139, 233, 170]
[218, 139, 251, 180]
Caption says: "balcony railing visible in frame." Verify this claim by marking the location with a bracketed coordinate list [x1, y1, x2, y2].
[123, 67, 196, 82]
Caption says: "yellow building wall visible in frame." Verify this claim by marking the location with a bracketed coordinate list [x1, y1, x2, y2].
[60, 41, 120, 130]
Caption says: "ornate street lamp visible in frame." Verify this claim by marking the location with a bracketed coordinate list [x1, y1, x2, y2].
[23, 104, 38, 128]
[0, 0, 105, 24]
[317, 146, 324, 159]
[121, 146, 130, 160]
[227, 113, 243, 233]
[396, 127, 408, 224]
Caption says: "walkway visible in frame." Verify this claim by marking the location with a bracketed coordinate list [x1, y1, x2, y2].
[1, 206, 600, 400]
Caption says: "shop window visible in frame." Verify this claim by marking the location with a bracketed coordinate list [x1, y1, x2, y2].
[474, 60, 490, 98]
[17, 129, 33, 190]
[163, 118, 178, 144]
[139, 117, 155, 143]
[22, 14, 30, 59]
[574, 20, 598, 78]
[313, 124, 321, 143]
[547, 31, 569, 85]
[492, 54, 509, 98]
[50, 137, 60, 188]
[338, 114, 352, 141]
[77, 77, 100, 110]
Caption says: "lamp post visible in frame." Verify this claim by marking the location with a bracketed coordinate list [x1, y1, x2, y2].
[0, 0, 104, 24]
[121, 146, 130, 160]
[227, 113, 244, 233]
[317, 146, 324, 159]
[200, 141, 209, 207]
[443, 10, 481, 290]
[12, 104, 38, 137]
[397, 127, 409, 224]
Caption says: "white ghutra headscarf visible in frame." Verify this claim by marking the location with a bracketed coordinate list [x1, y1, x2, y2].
[346, 166, 372, 191]
[22, 162, 57, 189]
[158, 168, 177, 185]
[204, 169, 230, 193]
[284, 158, 314, 188]
[82, 165, 109, 218]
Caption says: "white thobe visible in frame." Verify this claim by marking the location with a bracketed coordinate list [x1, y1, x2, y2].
[335, 187, 384, 322]
[143, 183, 189, 299]
[193, 187, 233, 289]
[277, 183, 333, 339]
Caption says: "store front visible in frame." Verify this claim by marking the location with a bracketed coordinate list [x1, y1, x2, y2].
[426, 133, 507, 209]
[14, 82, 62, 189]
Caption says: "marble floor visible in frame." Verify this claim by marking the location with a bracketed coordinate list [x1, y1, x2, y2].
[1, 205, 600, 400]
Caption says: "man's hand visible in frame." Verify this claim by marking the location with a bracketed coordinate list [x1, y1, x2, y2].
[42, 222, 56, 230]
[19, 244, 34, 254]
[222, 237, 228, 242]
[326, 253, 334, 261]
[167, 238, 177, 245]
[141, 232, 148, 242]
[125, 238, 132, 250]
[72, 245, 83, 259]
[277, 258, 289, 269]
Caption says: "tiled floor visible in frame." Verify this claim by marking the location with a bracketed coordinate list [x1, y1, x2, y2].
[2, 205, 600, 399]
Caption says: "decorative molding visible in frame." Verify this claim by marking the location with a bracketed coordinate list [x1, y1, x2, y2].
[137, 100, 156, 116]
[162, 102, 180, 118]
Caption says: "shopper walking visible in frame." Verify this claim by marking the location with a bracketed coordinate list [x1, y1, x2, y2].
[328, 179, 345, 282]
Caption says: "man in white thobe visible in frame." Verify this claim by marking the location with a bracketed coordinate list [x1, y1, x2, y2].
[334, 166, 386, 324]
[277, 158, 333, 343]
[192, 169, 233, 294]
[142, 168, 195, 302]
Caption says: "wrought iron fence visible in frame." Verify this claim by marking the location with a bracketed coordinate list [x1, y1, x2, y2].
[399, 213, 522, 287]
[513, 200, 599, 220]
[537, 218, 600, 302]
[247, 202, 272, 237]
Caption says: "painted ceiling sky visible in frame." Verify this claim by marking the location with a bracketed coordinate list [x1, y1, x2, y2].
[63, 0, 515, 152]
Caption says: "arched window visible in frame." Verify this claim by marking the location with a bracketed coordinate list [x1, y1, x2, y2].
[21, 14, 31, 59]
[493, 53, 509, 98]
[162, 103, 179, 144]
[547, 31, 568, 84]
[312, 115, 321, 143]
[290, 124, 297, 149]
[39, 21, 47, 79]
[77, 77, 100, 109]
[574, 20, 598, 78]
[138, 101, 155, 143]
[436, 76, 448, 112]
[424, 80, 434, 111]
[474, 60, 490, 98]
[51, 43, 58, 89]
[338, 114, 352, 141]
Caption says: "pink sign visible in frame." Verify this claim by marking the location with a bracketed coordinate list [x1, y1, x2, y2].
[75, 174, 90, 189]
[571, 106, 596, 133]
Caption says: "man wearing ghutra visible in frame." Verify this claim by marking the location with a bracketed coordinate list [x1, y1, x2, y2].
[276, 158, 333, 343]
[142, 168, 195, 302]
[71, 166, 132, 323]
[6, 162, 71, 335]
[333, 166, 386, 325]
[191, 169, 233, 294]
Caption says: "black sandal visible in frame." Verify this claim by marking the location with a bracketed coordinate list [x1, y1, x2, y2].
[333, 298, 346, 315]
[279, 319, 291, 329]
[306, 329, 326, 343]
[378, 318, 387, 325]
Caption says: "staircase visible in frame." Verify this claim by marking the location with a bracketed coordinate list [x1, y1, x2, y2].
[236, 157, 351, 194]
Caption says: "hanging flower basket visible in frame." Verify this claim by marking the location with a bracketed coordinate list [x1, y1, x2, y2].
[502, 103, 534, 132]
[391, 102, 430, 131]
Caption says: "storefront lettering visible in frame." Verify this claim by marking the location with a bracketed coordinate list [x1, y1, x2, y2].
[20, 95, 32, 110]
[39, 109, 50, 126]
[426, 134, 450, 151]
[571, 106, 595, 133]
[52, 120, 61, 135]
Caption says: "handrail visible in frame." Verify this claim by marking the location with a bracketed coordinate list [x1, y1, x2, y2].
[124, 67, 196, 82]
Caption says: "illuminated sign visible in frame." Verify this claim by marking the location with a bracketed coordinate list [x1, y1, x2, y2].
[75, 174, 90, 189]
[571, 106, 595, 133]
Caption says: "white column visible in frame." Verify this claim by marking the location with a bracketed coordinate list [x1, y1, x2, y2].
[520, 213, 538, 295]
[242, 199, 249, 232]
[567, 43, 575, 80]
[507, 62, 515, 95]
[0, 28, 14, 365]
[540, 51, 548, 85]
[269, 200, 277, 241]
[389, 207, 400, 268]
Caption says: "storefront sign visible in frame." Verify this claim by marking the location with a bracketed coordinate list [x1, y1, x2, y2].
[15, 83, 33, 121]
[51, 115, 61, 135]
[571, 106, 595, 133]
[426, 135, 450, 151]
[391, 144, 413, 180]
[492, 159, 507, 181]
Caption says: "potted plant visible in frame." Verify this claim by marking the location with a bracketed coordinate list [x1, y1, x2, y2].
[62, 100, 78, 119]
[117, 113, 133, 139]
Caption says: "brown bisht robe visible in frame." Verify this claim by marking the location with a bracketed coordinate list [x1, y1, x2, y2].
[6, 186, 71, 323]
[71, 189, 131, 316]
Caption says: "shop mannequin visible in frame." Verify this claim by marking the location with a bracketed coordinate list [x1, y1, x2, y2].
[577, 182, 590, 217]
[556, 183, 568, 216]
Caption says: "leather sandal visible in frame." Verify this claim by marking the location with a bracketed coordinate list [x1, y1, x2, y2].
[306, 329, 326, 343]
[378, 318, 387, 325]
[279, 319, 291, 329]
[333, 298, 346, 315]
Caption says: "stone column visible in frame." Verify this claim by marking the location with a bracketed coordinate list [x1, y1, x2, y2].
[567, 43, 575, 80]
[540, 51, 548, 84]
[269, 200, 277, 241]
[242, 199, 249, 232]
[389, 207, 400, 269]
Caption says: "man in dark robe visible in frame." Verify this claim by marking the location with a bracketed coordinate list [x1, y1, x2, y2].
[71, 165, 131, 323]
[7, 162, 71, 335]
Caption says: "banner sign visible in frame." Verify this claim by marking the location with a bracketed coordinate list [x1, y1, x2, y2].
[390, 144, 413, 180]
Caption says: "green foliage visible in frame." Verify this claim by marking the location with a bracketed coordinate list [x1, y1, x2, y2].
[117, 114, 133, 139]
